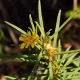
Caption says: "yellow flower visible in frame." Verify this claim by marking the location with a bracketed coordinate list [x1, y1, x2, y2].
[19, 31, 39, 49]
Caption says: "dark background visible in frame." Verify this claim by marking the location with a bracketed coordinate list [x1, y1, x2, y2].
[0, 0, 80, 79]
[0, 0, 75, 34]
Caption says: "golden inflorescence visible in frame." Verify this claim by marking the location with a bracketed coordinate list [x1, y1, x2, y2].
[19, 30, 59, 79]
[19, 31, 39, 49]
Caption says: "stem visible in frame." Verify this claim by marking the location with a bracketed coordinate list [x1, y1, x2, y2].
[73, 0, 78, 12]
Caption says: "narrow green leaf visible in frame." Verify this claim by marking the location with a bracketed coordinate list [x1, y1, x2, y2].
[41, 69, 48, 80]
[57, 52, 75, 63]
[16, 58, 36, 63]
[61, 46, 72, 64]
[33, 74, 48, 77]
[38, 0, 45, 37]
[4, 21, 26, 35]
[50, 11, 79, 40]
[0, 54, 38, 59]
[67, 68, 80, 78]
[57, 39, 61, 61]
[64, 52, 78, 66]
[53, 10, 61, 47]
[63, 57, 80, 68]
[65, 76, 80, 79]
[29, 14, 35, 33]
[61, 66, 80, 70]
[28, 27, 33, 33]
[35, 21, 43, 35]
[54, 49, 80, 55]
[5, 76, 16, 80]
[35, 44, 42, 50]
[5, 74, 48, 80]
[28, 50, 43, 80]
[61, 72, 80, 75]
[73, 59, 80, 66]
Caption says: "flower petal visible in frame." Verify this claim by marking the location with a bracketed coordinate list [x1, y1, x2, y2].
[19, 31, 38, 50]
[31, 44, 34, 48]
[32, 33, 36, 39]
[27, 31, 31, 37]
[19, 35, 25, 41]
[20, 43, 26, 49]
[26, 45, 29, 48]
[35, 37, 39, 41]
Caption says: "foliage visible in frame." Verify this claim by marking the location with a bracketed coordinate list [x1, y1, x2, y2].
[65, 6, 80, 19]
[0, 0, 80, 80]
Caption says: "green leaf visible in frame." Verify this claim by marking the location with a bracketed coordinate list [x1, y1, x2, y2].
[35, 44, 42, 50]
[61, 72, 80, 75]
[60, 46, 72, 64]
[64, 52, 78, 67]
[35, 21, 42, 34]
[65, 76, 80, 79]
[28, 50, 43, 80]
[57, 39, 61, 61]
[50, 11, 79, 40]
[38, 0, 45, 37]
[4, 21, 26, 35]
[41, 69, 48, 80]
[67, 68, 80, 78]
[0, 54, 38, 59]
[54, 49, 80, 55]
[28, 27, 33, 33]
[63, 57, 80, 68]
[57, 52, 75, 63]
[62, 66, 80, 71]
[65, 6, 80, 19]
[73, 59, 80, 66]
[5, 76, 16, 80]
[53, 10, 61, 47]
[45, 29, 52, 36]
[29, 14, 35, 33]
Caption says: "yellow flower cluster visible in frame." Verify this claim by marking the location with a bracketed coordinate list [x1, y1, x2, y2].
[19, 31, 39, 49]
